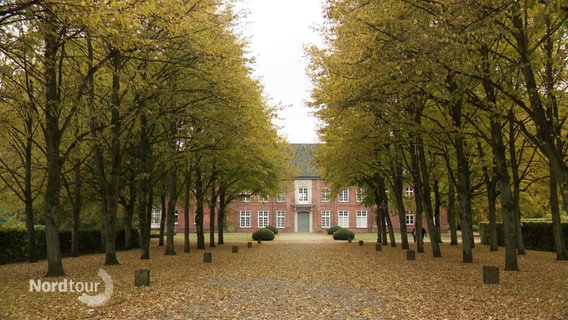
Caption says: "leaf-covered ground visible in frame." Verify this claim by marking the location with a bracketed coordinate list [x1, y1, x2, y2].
[1, 234, 567, 319]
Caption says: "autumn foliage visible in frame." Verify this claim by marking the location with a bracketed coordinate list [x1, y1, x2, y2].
[1, 235, 567, 319]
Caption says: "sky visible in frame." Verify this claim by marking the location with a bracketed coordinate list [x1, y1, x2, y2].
[234, 0, 324, 143]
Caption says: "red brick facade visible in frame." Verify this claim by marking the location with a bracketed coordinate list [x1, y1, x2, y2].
[229, 183, 375, 233]
[152, 144, 448, 234]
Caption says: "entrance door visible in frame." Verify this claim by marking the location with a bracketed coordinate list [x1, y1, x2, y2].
[298, 212, 310, 232]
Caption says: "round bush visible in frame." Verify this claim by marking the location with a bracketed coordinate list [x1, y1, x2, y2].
[252, 228, 275, 241]
[265, 225, 279, 235]
[333, 228, 355, 241]
[326, 225, 342, 235]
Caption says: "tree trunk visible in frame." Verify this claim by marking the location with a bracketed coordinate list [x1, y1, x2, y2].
[447, 73, 473, 263]
[560, 181, 568, 224]
[102, 48, 122, 266]
[377, 177, 395, 247]
[385, 213, 396, 247]
[417, 135, 442, 258]
[137, 113, 152, 260]
[380, 208, 387, 246]
[478, 140, 498, 252]
[511, 4, 567, 260]
[490, 117, 518, 270]
[183, 167, 191, 253]
[480, 43, 517, 268]
[71, 157, 81, 257]
[433, 179, 442, 243]
[391, 165, 409, 249]
[138, 184, 151, 260]
[194, 167, 205, 249]
[159, 188, 166, 247]
[218, 188, 227, 245]
[165, 166, 177, 256]
[487, 174, 498, 252]
[508, 112, 526, 255]
[88, 47, 122, 265]
[209, 184, 216, 248]
[373, 188, 382, 244]
[123, 176, 135, 251]
[24, 115, 37, 262]
[447, 180, 458, 245]
[456, 135, 474, 263]
[550, 172, 567, 260]
[92, 134, 120, 265]
[43, 7, 65, 276]
[410, 141, 425, 254]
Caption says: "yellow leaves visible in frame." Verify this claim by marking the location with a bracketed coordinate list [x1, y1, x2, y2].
[1, 236, 568, 319]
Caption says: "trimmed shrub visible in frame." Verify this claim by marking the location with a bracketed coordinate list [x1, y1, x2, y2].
[150, 231, 177, 238]
[327, 225, 342, 235]
[265, 225, 279, 235]
[252, 228, 275, 241]
[479, 221, 568, 252]
[333, 228, 355, 241]
[0, 228, 139, 264]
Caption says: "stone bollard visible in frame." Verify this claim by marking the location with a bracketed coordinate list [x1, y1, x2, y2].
[135, 269, 150, 287]
[204, 252, 212, 263]
[247, 242, 253, 248]
[483, 266, 499, 284]
[232, 245, 238, 253]
[375, 243, 382, 251]
[359, 240, 364, 246]
[407, 250, 416, 260]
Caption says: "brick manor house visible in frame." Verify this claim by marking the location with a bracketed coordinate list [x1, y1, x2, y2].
[152, 144, 448, 233]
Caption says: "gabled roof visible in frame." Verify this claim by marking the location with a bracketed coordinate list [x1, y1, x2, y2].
[290, 144, 320, 179]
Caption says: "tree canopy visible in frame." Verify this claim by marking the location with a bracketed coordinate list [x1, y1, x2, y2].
[308, 0, 568, 268]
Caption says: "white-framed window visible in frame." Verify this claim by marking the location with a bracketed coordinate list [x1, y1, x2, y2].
[338, 210, 349, 228]
[321, 187, 331, 202]
[298, 187, 309, 203]
[241, 191, 251, 202]
[240, 210, 251, 228]
[405, 186, 414, 198]
[356, 210, 367, 228]
[338, 189, 349, 202]
[174, 210, 179, 225]
[151, 208, 162, 228]
[321, 210, 331, 228]
[277, 211, 285, 228]
[258, 210, 269, 228]
[276, 193, 286, 202]
[405, 211, 415, 225]
[259, 195, 268, 202]
[356, 188, 366, 202]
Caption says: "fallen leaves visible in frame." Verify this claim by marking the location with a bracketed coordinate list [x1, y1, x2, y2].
[0, 235, 567, 319]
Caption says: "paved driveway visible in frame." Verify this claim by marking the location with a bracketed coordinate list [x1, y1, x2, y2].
[275, 232, 332, 243]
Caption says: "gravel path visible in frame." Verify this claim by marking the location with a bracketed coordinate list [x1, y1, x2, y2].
[271, 232, 332, 242]
[181, 239, 389, 320]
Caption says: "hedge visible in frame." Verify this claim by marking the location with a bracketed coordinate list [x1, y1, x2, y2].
[479, 221, 568, 252]
[0, 229, 139, 264]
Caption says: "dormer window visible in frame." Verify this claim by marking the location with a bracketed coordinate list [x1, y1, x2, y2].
[298, 188, 309, 203]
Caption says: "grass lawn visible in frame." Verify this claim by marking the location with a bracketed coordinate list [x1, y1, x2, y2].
[1, 233, 566, 319]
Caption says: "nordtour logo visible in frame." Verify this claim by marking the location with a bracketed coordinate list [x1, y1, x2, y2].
[29, 269, 113, 307]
